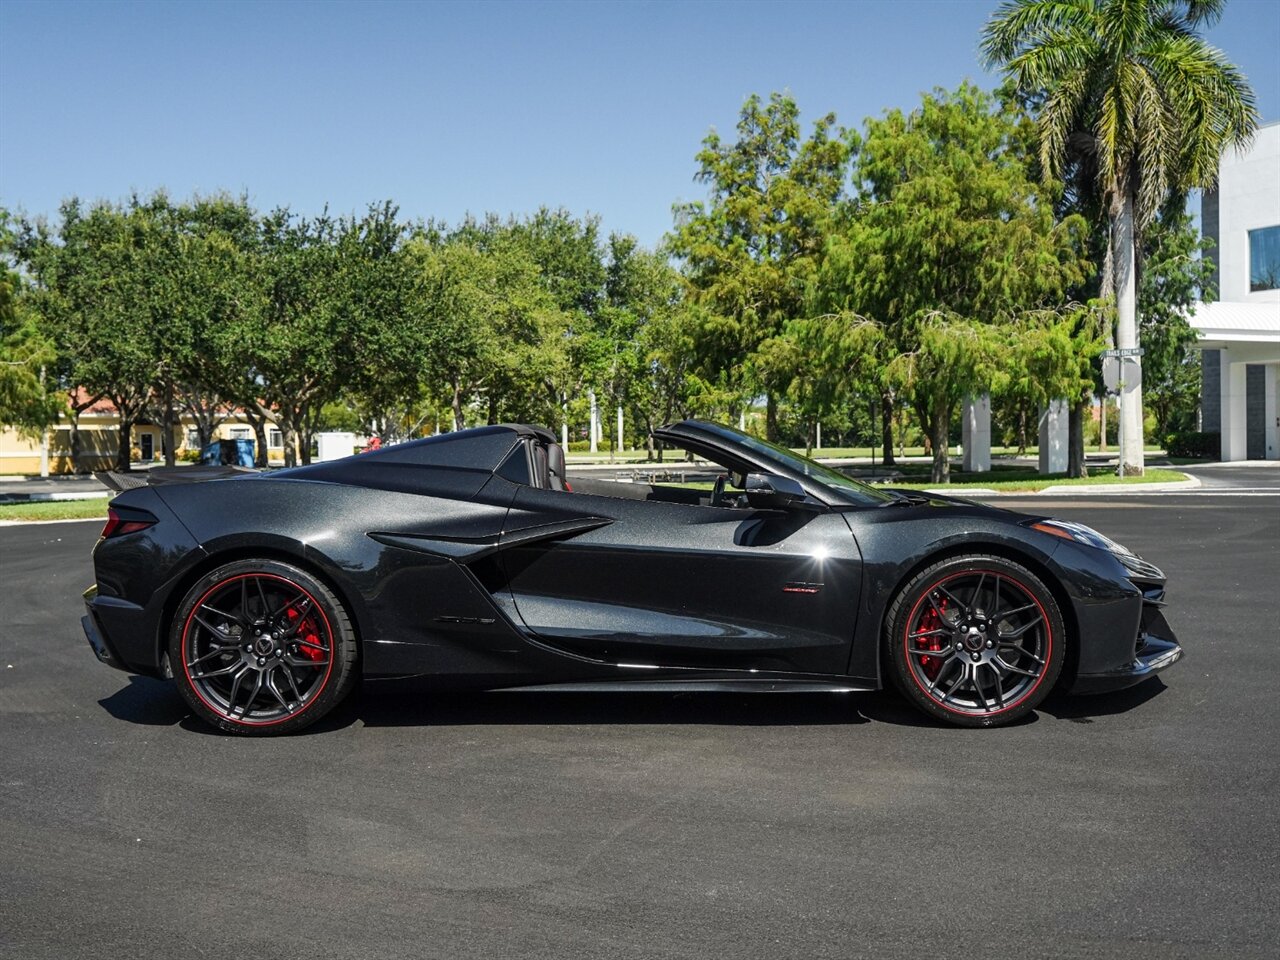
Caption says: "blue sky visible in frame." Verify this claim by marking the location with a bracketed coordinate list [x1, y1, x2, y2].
[3, 0, 1278, 246]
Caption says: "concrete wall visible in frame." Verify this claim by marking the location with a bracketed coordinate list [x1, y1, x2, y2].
[1202, 188, 1220, 297]
[1246, 365, 1267, 459]
[1201, 348, 1221, 432]
[1207, 122, 1280, 304]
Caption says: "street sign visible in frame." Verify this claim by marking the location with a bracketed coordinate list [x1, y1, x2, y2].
[1102, 356, 1119, 393]
[1101, 352, 1143, 394]
[1100, 347, 1145, 358]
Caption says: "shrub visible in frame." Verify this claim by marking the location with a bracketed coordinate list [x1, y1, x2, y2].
[1165, 431, 1219, 459]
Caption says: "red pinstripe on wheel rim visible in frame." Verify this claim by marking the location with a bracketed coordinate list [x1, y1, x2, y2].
[180, 573, 335, 727]
[902, 568, 1052, 717]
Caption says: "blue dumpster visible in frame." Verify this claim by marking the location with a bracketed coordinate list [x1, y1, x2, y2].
[200, 439, 256, 466]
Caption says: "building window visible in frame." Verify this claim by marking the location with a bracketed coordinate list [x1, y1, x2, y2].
[186, 429, 199, 448]
[1249, 225, 1280, 292]
[229, 428, 251, 440]
[269, 429, 283, 448]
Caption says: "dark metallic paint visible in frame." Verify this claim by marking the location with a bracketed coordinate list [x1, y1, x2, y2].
[84, 421, 1181, 701]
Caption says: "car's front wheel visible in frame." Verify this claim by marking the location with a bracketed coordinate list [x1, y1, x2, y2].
[885, 555, 1065, 727]
[169, 559, 359, 735]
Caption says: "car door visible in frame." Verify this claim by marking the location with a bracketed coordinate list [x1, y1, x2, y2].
[498, 482, 863, 675]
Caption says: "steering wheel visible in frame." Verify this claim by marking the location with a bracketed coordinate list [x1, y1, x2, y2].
[711, 473, 727, 508]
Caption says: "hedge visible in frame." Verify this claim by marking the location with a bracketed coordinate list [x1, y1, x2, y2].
[1164, 431, 1220, 459]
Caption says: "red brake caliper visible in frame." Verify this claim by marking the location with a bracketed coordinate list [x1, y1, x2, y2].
[916, 598, 948, 681]
[286, 607, 324, 664]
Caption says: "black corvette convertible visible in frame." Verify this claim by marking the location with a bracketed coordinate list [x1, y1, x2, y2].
[82, 420, 1182, 733]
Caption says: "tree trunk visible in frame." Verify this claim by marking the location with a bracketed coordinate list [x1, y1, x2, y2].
[765, 393, 778, 442]
[916, 400, 932, 457]
[251, 418, 269, 468]
[281, 421, 298, 468]
[930, 404, 950, 484]
[117, 417, 134, 472]
[298, 405, 318, 466]
[161, 380, 177, 467]
[880, 391, 895, 466]
[451, 378, 463, 432]
[1115, 188, 1145, 476]
[197, 417, 215, 451]
[182, 384, 229, 451]
[1067, 401, 1087, 479]
[243, 406, 271, 468]
[68, 412, 84, 475]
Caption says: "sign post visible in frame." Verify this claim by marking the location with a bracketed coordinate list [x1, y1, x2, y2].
[1100, 347, 1144, 477]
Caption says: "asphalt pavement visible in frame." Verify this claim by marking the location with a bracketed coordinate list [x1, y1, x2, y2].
[2, 493, 1278, 959]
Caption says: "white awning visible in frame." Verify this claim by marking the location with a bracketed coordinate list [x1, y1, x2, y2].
[1190, 301, 1280, 344]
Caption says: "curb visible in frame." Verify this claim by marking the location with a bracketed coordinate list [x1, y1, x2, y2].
[924, 476, 1203, 497]
[0, 516, 105, 527]
[0, 491, 111, 505]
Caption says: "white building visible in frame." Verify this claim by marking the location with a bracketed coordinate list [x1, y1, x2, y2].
[1195, 120, 1280, 461]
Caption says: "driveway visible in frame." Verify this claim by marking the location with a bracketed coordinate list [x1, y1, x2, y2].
[1, 493, 1277, 959]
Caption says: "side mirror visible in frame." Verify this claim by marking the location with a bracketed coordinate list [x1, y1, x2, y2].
[745, 472, 806, 509]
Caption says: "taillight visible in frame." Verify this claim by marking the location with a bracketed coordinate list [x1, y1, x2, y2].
[100, 507, 156, 539]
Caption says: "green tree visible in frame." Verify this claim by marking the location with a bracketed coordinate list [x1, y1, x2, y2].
[754, 311, 883, 455]
[1139, 209, 1214, 436]
[1003, 302, 1110, 458]
[982, 0, 1257, 475]
[0, 211, 60, 438]
[404, 236, 562, 432]
[589, 234, 682, 451]
[229, 207, 343, 466]
[442, 210, 603, 435]
[17, 200, 159, 470]
[818, 84, 1088, 481]
[669, 92, 855, 440]
[629, 300, 704, 460]
[175, 195, 261, 453]
[886, 315, 1009, 475]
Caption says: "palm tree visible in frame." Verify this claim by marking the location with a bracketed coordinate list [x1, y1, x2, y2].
[982, 0, 1256, 475]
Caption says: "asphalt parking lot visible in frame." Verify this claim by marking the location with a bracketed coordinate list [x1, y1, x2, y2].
[2, 491, 1278, 959]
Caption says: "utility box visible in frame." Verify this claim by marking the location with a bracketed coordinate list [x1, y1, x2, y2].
[315, 432, 358, 463]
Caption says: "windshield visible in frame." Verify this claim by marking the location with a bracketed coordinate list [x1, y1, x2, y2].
[688, 422, 894, 506]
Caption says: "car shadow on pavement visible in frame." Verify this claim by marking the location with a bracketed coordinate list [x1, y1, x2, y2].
[1039, 678, 1168, 721]
[332, 687, 873, 731]
[98, 675, 189, 726]
[96, 675, 1168, 734]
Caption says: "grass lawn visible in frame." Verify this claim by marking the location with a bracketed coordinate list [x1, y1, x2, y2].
[889, 467, 1188, 492]
[631, 465, 1189, 495]
[0, 499, 110, 522]
[797, 445, 1166, 459]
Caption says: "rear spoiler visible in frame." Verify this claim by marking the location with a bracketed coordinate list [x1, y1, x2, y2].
[94, 466, 259, 493]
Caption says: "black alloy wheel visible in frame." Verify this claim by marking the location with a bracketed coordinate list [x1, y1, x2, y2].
[886, 555, 1065, 727]
[169, 559, 358, 735]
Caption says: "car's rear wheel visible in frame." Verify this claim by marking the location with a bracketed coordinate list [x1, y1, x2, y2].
[169, 559, 358, 735]
[885, 555, 1064, 727]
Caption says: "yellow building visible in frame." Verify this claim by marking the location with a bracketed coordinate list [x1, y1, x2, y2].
[0, 398, 291, 475]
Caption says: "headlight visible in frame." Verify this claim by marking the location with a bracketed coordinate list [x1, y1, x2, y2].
[1025, 518, 1135, 557]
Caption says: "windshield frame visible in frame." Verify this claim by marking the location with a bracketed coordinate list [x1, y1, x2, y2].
[662, 421, 894, 507]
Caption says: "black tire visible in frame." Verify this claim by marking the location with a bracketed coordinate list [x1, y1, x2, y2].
[885, 554, 1065, 728]
[168, 559, 359, 735]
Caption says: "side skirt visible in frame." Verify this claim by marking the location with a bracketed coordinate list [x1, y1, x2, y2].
[493, 679, 876, 694]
